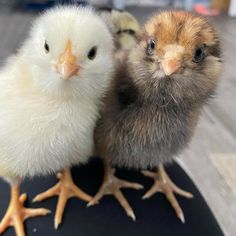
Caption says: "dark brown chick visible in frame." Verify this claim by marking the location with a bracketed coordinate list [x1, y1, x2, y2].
[88, 11, 222, 222]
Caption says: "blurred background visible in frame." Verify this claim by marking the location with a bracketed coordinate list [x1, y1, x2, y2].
[0, 0, 235, 235]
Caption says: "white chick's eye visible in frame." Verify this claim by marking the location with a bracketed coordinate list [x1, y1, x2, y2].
[146, 39, 156, 56]
[87, 46, 97, 60]
[44, 41, 50, 54]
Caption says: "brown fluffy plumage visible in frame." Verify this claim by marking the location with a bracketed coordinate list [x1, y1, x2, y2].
[95, 11, 222, 169]
[90, 11, 223, 221]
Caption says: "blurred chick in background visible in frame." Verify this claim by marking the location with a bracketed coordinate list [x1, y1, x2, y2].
[89, 11, 222, 222]
[99, 8, 140, 50]
[0, 6, 113, 235]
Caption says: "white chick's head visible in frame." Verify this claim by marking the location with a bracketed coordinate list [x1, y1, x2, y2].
[21, 6, 114, 99]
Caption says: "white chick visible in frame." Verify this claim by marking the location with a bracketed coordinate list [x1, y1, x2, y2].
[0, 6, 114, 235]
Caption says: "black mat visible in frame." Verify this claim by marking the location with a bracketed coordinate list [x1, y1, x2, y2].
[0, 157, 223, 236]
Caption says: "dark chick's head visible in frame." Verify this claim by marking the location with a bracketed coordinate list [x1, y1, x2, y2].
[128, 11, 222, 107]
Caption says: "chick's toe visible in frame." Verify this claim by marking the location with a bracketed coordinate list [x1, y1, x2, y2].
[142, 165, 193, 223]
[0, 183, 50, 236]
[88, 161, 143, 221]
[33, 168, 92, 229]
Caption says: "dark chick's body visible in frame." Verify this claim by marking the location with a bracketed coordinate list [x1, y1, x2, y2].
[90, 11, 222, 222]
[95, 58, 201, 169]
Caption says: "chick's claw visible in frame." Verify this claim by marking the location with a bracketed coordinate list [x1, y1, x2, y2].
[88, 167, 143, 221]
[142, 165, 193, 223]
[33, 168, 92, 229]
[0, 185, 50, 236]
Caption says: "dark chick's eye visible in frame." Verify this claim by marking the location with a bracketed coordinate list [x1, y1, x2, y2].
[44, 41, 50, 53]
[88, 46, 97, 60]
[193, 45, 206, 63]
[146, 39, 155, 56]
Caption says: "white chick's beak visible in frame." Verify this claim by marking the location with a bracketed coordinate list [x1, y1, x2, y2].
[55, 40, 80, 80]
[160, 44, 183, 76]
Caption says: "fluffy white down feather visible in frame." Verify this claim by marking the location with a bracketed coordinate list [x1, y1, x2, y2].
[0, 6, 114, 179]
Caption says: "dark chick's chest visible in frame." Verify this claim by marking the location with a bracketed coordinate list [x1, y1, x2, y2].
[123, 104, 190, 150]
[117, 81, 190, 149]
[99, 100, 192, 169]
[96, 72, 196, 169]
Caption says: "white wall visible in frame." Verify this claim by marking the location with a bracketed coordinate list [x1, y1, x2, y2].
[229, 0, 236, 17]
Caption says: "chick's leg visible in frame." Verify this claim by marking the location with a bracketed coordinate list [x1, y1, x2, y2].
[142, 164, 193, 223]
[0, 181, 50, 236]
[33, 168, 91, 229]
[88, 160, 143, 221]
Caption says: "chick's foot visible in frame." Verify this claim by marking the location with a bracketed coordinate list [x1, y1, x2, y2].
[88, 164, 143, 221]
[142, 164, 193, 223]
[33, 168, 92, 229]
[0, 183, 50, 236]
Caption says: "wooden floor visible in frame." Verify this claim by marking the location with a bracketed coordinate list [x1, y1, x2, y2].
[0, 5, 235, 236]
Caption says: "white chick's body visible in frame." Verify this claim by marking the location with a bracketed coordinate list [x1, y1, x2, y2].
[0, 54, 98, 178]
[0, 6, 114, 235]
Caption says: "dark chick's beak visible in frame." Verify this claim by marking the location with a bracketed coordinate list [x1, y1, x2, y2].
[160, 44, 184, 76]
[55, 40, 80, 80]
[161, 58, 181, 76]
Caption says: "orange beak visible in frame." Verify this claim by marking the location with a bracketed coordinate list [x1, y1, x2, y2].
[161, 58, 181, 76]
[55, 40, 79, 80]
